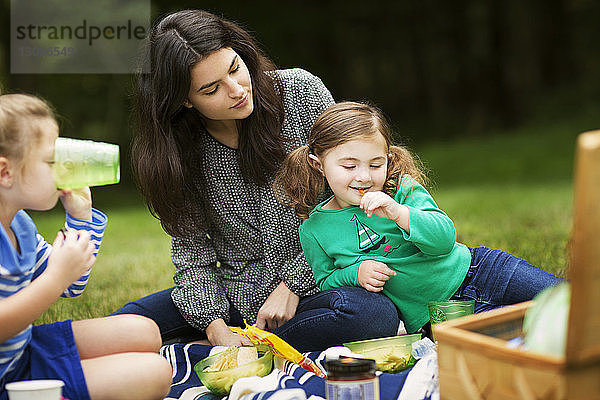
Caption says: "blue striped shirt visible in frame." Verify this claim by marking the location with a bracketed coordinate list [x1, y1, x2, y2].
[0, 209, 107, 379]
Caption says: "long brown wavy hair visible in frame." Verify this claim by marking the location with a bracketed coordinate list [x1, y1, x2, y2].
[274, 101, 427, 219]
[132, 10, 285, 236]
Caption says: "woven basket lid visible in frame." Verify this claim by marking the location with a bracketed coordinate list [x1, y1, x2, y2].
[566, 130, 600, 366]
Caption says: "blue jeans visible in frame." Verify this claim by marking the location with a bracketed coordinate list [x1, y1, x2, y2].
[451, 246, 562, 312]
[112, 286, 400, 352]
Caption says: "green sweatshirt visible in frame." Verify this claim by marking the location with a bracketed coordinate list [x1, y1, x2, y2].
[299, 175, 471, 332]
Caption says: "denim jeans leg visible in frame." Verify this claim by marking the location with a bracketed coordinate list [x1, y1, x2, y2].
[453, 246, 561, 313]
[111, 287, 205, 342]
[272, 286, 400, 352]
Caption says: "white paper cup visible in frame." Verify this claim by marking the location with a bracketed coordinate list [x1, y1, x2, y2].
[5, 379, 64, 400]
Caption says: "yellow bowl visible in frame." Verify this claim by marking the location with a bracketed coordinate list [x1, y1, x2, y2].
[344, 334, 421, 373]
[194, 344, 273, 395]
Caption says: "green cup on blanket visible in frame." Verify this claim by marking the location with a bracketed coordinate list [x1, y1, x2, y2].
[194, 344, 273, 396]
[428, 299, 475, 341]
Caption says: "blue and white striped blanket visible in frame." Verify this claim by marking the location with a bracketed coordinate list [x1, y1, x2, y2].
[160, 343, 438, 400]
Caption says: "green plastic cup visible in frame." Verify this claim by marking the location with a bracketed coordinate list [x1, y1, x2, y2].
[428, 299, 475, 341]
[52, 137, 120, 189]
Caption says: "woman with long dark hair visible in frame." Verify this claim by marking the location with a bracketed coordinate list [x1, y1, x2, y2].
[113, 9, 401, 351]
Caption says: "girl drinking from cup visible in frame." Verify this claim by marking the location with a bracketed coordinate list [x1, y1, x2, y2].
[0, 94, 171, 400]
[275, 101, 561, 334]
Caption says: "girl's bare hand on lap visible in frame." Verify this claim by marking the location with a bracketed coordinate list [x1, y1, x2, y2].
[358, 259, 396, 292]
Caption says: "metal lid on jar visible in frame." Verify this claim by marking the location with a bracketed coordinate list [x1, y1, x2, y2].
[324, 357, 376, 377]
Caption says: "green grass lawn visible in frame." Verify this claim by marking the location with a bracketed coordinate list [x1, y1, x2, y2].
[33, 203, 174, 323]
[32, 117, 596, 324]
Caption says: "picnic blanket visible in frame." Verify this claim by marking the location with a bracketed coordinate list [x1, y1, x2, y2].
[160, 343, 439, 400]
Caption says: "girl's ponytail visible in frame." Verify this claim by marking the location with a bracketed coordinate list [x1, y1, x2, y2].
[274, 145, 324, 219]
[384, 145, 427, 197]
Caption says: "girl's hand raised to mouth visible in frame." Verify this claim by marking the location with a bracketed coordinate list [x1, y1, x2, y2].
[59, 187, 92, 221]
[360, 191, 410, 233]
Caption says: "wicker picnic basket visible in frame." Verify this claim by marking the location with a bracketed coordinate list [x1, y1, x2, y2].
[434, 130, 600, 400]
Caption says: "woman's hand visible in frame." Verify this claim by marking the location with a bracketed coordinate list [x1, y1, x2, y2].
[46, 229, 96, 290]
[358, 259, 396, 292]
[360, 191, 409, 232]
[59, 187, 92, 221]
[255, 281, 299, 330]
[206, 319, 253, 346]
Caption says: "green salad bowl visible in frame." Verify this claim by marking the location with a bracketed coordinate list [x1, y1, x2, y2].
[344, 333, 422, 373]
[194, 344, 273, 395]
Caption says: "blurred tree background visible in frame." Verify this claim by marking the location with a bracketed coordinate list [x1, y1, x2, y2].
[1, 1, 596, 317]
[1, 0, 599, 191]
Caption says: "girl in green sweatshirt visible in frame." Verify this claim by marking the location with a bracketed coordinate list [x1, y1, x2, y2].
[274, 101, 561, 333]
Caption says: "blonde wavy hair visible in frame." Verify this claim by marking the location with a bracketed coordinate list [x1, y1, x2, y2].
[0, 94, 56, 171]
[274, 101, 427, 219]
